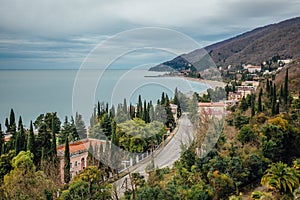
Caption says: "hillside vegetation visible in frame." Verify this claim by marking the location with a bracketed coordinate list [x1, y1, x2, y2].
[150, 17, 300, 71]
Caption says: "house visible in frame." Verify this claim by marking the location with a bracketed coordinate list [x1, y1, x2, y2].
[244, 64, 261, 73]
[57, 138, 106, 183]
[198, 102, 226, 118]
[236, 86, 256, 97]
[242, 81, 260, 88]
[278, 59, 292, 64]
[224, 100, 240, 107]
[228, 91, 243, 101]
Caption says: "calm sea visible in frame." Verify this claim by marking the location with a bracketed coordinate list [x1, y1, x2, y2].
[0, 69, 208, 127]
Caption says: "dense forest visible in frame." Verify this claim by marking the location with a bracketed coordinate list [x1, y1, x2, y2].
[123, 69, 300, 200]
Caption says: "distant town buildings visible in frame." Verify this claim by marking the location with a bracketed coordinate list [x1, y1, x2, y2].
[244, 64, 262, 73]
[198, 102, 226, 118]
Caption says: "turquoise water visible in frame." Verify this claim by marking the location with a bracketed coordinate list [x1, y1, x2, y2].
[0, 69, 208, 127]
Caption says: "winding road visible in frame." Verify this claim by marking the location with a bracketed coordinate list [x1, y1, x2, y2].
[112, 113, 194, 198]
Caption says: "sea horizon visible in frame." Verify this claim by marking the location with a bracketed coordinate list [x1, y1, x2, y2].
[0, 69, 209, 128]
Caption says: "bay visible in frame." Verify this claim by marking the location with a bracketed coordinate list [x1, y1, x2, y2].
[0, 69, 209, 127]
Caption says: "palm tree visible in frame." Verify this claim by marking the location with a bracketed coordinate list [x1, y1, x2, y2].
[294, 188, 300, 200]
[261, 162, 300, 194]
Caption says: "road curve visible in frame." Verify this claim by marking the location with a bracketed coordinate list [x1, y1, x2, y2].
[113, 114, 194, 198]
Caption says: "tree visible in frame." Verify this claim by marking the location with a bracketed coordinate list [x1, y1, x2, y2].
[251, 94, 255, 117]
[15, 119, 26, 155]
[70, 116, 79, 142]
[59, 116, 72, 145]
[258, 88, 263, 113]
[165, 94, 175, 130]
[8, 109, 16, 147]
[284, 68, 289, 111]
[9, 109, 16, 134]
[136, 95, 143, 119]
[239, 96, 248, 111]
[34, 112, 61, 134]
[2, 151, 56, 199]
[237, 124, 256, 144]
[27, 121, 35, 155]
[261, 162, 300, 194]
[4, 118, 9, 133]
[173, 88, 182, 118]
[0, 124, 4, 155]
[50, 117, 57, 160]
[36, 122, 51, 160]
[129, 104, 135, 119]
[60, 166, 112, 200]
[64, 137, 71, 184]
[75, 112, 87, 140]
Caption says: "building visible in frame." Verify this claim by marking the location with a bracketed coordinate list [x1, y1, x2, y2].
[242, 81, 260, 88]
[57, 138, 106, 183]
[237, 86, 256, 97]
[244, 64, 261, 73]
[198, 102, 226, 118]
[224, 100, 240, 107]
[228, 91, 243, 101]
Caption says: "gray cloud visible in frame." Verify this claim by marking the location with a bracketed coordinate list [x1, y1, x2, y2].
[0, 0, 299, 69]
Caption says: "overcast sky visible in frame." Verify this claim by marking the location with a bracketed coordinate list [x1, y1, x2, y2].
[0, 0, 299, 69]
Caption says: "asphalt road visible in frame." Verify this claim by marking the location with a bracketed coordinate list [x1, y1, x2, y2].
[112, 113, 194, 198]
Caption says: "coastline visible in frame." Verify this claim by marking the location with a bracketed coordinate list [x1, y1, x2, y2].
[182, 76, 226, 90]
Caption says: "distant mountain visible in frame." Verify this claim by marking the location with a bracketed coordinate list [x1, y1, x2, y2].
[150, 17, 300, 71]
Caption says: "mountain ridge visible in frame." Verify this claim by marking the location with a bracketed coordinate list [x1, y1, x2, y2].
[150, 17, 300, 71]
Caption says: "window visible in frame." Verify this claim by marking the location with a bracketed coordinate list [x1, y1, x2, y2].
[75, 161, 77, 167]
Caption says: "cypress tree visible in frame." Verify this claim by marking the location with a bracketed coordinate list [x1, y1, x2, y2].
[284, 68, 289, 111]
[266, 79, 270, 95]
[174, 91, 182, 118]
[109, 105, 116, 119]
[5, 118, 9, 133]
[97, 101, 101, 121]
[161, 92, 166, 105]
[50, 117, 57, 160]
[64, 137, 71, 184]
[123, 98, 128, 115]
[280, 84, 284, 98]
[75, 112, 86, 140]
[18, 116, 23, 131]
[272, 84, 277, 115]
[258, 88, 263, 113]
[9, 109, 16, 145]
[251, 94, 255, 117]
[276, 101, 280, 114]
[16, 116, 26, 153]
[240, 96, 248, 111]
[129, 104, 135, 119]
[9, 109, 16, 133]
[111, 120, 118, 146]
[165, 94, 174, 129]
[15, 132, 20, 155]
[27, 121, 35, 154]
[143, 100, 147, 122]
[149, 101, 155, 122]
[0, 124, 4, 155]
[136, 95, 143, 119]
[105, 103, 109, 114]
